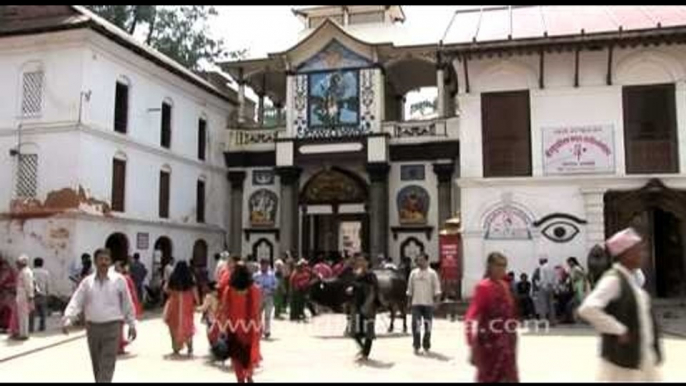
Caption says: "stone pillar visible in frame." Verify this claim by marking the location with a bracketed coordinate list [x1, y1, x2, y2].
[301, 206, 310, 258]
[257, 93, 265, 126]
[238, 83, 246, 124]
[433, 162, 455, 227]
[275, 103, 283, 126]
[367, 163, 390, 258]
[581, 187, 608, 252]
[395, 95, 404, 121]
[277, 166, 301, 257]
[436, 65, 446, 118]
[228, 171, 246, 256]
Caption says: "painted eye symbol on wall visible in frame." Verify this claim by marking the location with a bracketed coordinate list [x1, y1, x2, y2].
[541, 221, 580, 243]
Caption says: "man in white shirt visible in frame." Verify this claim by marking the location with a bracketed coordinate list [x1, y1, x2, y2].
[30, 257, 50, 333]
[63, 248, 136, 383]
[11, 254, 34, 340]
[578, 227, 662, 381]
[406, 254, 441, 354]
[536, 256, 557, 325]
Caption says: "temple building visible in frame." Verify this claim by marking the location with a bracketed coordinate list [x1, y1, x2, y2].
[2, 6, 686, 299]
[221, 5, 686, 298]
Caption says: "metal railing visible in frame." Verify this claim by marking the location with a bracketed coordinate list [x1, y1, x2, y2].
[383, 118, 456, 139]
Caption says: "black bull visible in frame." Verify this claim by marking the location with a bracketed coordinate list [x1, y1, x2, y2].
[308, 269, 408, 333]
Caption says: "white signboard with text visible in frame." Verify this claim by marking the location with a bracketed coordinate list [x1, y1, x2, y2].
[542, 125, 615, 175]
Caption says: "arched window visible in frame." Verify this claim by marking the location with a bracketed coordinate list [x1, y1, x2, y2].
[114, 76, 131, 134]
[19, 61, 44, 117]
[161, 98, 173, 149]
[198, 113, 208, 161]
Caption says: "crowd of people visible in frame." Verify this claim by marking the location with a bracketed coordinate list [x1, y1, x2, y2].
[504, 256, 592, 326]
[0, 254, 51, 340]
[1, 225, 666, 383]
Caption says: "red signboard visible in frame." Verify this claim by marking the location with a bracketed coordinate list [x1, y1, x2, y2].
[439, 232, 461, 298]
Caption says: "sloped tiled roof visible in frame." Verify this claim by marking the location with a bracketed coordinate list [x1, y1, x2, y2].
[0, 5, 238, 105]
[441, 6, 686, 45]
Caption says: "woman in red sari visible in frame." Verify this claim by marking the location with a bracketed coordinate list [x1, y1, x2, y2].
[465, 252, 519, 383]
[214, 263, 261, 383]
[116, 260, 142, 354]
[163, 261, 199, 356]
[0, 256, 17, 333]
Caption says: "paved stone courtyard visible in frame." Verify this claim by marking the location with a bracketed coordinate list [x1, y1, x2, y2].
[1, 312, 686, 382]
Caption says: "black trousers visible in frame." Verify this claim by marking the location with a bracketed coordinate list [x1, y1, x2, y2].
[351, 313, 375, 358]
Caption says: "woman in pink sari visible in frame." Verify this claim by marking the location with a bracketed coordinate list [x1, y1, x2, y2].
[116, 260, 142, 354]
[465, 252, 519, 383]
[0, 256, 17, 333]
[163, 261, 199, 356]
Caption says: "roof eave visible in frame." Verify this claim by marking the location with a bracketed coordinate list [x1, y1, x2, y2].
[441, 25, 686, 54]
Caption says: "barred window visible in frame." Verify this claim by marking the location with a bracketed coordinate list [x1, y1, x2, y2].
[21, 70, 43, 117]
[16, 154, 38, 198]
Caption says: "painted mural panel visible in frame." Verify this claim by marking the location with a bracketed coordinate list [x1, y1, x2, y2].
[397, 185, 430, 225]
[308, 70, 360, 127]
[483, 205, 532, 240]
[298, 40, 371, 72]
[249, 189, 278, 227]
[400, 164, 425, 181]
[253, 169, 274, 186]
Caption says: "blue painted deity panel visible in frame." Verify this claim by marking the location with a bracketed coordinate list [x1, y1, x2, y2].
[298, 40, 372, 72]
[308, 70, 359, 128]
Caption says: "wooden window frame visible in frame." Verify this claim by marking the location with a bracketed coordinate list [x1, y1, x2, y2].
[196, 179, 205, 223]
[159, 170, 170, 218]
[623, 83, 679, 174]
[112, 158, 126, 212]
[481, 90, 532, 178]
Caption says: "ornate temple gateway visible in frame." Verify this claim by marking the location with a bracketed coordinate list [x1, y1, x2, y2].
[221, 5, 686, 298]
[221, 6, 460, 269]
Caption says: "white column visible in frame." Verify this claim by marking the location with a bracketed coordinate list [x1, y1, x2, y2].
[275, 103, 283, 126]
[581, 186, 608, 252]
[437, 66, 446, 118]
[257, 93, 265, 126]
[238, 82, 246, 124]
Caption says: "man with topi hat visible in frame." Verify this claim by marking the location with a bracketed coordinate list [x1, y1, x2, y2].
[10, 254, 34, 340]
[578, 227, 663, 381]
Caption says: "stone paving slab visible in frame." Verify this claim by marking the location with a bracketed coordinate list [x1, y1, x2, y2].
[1, 313, 685, 382]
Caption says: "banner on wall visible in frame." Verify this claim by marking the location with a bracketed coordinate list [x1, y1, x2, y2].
[542, 125, 615, 175]
[439, 232, 461, 298]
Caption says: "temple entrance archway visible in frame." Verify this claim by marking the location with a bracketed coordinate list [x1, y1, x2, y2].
[605, 179, 686, 298]
[300, 167, 369, 261]
[154, 236, 173, 267]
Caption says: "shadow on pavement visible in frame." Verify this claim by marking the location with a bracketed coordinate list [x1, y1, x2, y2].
[117, 353, 139, 361]
[203, 357, 234, 373]
[163, 353, 195, 361]
[357, 358, 395, 369]
[421, 351, 452, 362]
